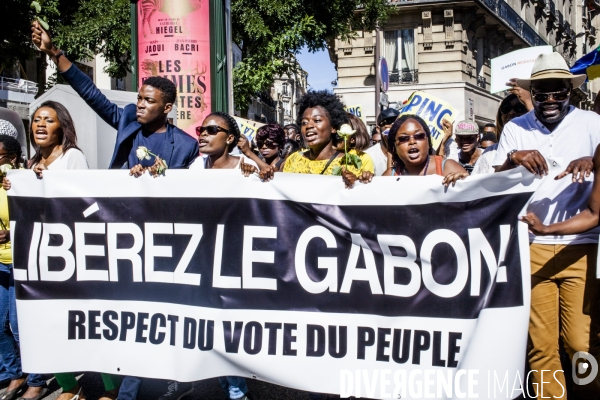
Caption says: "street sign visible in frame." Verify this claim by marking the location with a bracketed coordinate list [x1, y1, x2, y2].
[379, 57, 389, 93]
[379, 92, 389, 108]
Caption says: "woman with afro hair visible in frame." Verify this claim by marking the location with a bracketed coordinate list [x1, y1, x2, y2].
[282, 90, 374, 188]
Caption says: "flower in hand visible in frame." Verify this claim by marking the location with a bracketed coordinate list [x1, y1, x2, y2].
[0, 164, 13, 177]
[149, 156, 168, 177]
[332, 124, 363, 176]
[136, 146, 152, 161]
[132, 146, 168, 177]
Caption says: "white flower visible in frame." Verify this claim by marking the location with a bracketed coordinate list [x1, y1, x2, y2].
[0, 164, 12, 176]
[136, 146, 151, 160]
[338, 124, 356, 137]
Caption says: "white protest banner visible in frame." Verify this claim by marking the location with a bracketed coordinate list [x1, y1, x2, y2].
[234, 117, 265, 142]
[490, 46, 553, 93]
[400, 91, 458, 151]
[9, 169, 540, 399]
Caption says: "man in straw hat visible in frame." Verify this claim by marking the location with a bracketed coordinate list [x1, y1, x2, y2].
[494, 52, 600, 398]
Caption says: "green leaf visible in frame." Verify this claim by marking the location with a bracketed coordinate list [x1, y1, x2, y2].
[347, 153, 362, 169]
[36, 16, 49, 30]
[331, 166, 343, 176]
[31, 1, 41, 13]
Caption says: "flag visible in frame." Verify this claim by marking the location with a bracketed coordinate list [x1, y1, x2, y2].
[570, 46, 600, 81]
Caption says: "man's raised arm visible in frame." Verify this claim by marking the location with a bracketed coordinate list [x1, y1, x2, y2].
[31, 20, 124, 129]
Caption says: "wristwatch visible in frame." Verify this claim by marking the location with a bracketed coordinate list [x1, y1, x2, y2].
[507, 149, 518, 165]
[51, 48, 65, 62]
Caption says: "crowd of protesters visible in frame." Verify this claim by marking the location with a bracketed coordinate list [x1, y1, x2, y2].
[0, 20, 594, 400]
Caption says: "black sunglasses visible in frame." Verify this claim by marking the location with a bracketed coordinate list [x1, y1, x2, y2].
[531, 90, 570, 103]
[196, 125, 229, 135]
[257, 139, 278, 149]
[396, 133, 427, 144]
[501, 101, 528, 115]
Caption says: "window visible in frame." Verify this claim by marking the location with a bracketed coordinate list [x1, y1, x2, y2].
[383, 29, 416, 73]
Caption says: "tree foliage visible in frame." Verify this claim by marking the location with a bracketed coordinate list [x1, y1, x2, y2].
[1, 0, 387, 110]
[0, 0, 60, 72]
[0, 0, 131, 80]
[53, 0, 131, 79]
[231, 0, 388, 112]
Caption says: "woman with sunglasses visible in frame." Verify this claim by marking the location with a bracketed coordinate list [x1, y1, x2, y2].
[495, 93, 530, 136]
[191, 112, 258, 175]
[472, 94, 529, 175]
[189, 111, 254, 400]
[237, 123, 291, 175]
[283, 90, 374, 189]
[383, 115, 467, 186]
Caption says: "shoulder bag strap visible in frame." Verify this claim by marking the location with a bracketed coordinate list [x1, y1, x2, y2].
[320, 151, 340, 175]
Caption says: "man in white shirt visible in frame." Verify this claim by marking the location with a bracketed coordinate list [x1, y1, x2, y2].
[365, 108, 398, 175]
[493, 52, 600, 398]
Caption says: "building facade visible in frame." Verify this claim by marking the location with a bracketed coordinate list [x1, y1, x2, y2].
[332, 0, 600, 129]
[270, 71, 308, 126]
[244, 69, 308, 125]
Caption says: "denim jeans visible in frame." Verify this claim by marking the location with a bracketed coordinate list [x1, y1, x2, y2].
[0, 262, 45, 386]
[218, 376, 248, 399]
[116, 376, 140, 400]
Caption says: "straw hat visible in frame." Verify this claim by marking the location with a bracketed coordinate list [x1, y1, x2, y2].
[516, 52, 586, 90]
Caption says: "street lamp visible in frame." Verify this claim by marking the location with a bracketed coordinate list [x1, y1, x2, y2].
[553, 31, 586, 48]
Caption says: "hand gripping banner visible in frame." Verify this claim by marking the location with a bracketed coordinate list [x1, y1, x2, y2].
[8, 169, 539, 399]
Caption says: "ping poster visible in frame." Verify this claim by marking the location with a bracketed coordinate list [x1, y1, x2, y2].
[400, 92, 458, 151]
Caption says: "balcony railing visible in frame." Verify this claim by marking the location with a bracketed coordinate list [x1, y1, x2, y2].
[0, 77, 38, 95]
[477, 75, 487, 89]
[558, 11, 563, 27]
[389, 69, 418, 84]
[549, 0, 556, 16]
[481, 0, 546, 46]
[390, 0, 547, 46]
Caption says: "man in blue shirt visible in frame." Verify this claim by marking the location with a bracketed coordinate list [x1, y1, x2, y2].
[31, 22, 199, 173]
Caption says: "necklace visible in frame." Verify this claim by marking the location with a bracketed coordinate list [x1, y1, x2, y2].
[402, 156, 430, 176]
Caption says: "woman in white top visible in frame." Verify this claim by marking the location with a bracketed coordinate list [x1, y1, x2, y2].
[190, 111, 257, 173]
[189, 111, 255, 400]
[3, 102, 126, 400]
[29, 101, 88, 175]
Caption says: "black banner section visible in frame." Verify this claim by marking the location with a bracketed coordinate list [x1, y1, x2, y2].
[10, 193, 529, 319]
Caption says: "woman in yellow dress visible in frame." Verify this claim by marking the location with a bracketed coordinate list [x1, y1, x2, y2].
[282, 91, 374, 188]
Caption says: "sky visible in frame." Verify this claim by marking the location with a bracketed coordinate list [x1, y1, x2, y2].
[296, 46, 338, 92]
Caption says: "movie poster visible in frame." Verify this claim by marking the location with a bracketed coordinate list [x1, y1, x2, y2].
[137, 0, 211, 136]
